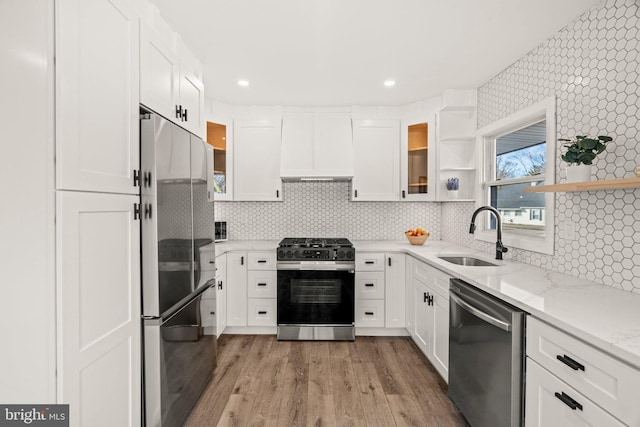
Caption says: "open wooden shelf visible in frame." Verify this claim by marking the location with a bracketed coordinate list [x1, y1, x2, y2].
[524, 177, 640, 193]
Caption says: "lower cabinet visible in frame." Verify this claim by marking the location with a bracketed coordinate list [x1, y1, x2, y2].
[354, 252, 406, 332]
[409, 257, 450, 381]
[526, 359, 625, 427]
[525, 316, 640, 427]
[226, 252, 247, 326]
[247, 298, 277, 326]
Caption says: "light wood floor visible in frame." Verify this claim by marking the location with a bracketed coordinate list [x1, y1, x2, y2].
[185, 335, 468, 427]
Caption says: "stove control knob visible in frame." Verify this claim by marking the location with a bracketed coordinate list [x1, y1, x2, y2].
[278, 250, 285, 259]
[346, 251, 354, 259]
[286, 251, 293, 258]
[337, 250, 345, 259]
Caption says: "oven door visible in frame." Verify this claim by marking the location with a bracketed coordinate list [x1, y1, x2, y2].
[277, 265, 355, 325]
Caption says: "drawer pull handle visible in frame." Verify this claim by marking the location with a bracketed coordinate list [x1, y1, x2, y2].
[258, 311, 267, 315]
[257, 283, 267, 286]
[257, 260, 267, 263]
[365, 261, 375, 264]
[557, 355, 585, 371]
[365, 283, 375, 287]
[554, 392, 583, 411]
[364, 311, 374, 316]
[209, 261, 215, 264]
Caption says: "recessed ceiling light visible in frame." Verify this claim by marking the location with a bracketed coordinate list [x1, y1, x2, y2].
[238, 80, 250, 87]
[384, 80, 396, 87]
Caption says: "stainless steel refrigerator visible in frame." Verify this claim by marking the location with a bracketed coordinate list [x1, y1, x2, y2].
[140, 108, 217, 427]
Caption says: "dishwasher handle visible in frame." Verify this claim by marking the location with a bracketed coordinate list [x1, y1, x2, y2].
[450, 292, 512, 332]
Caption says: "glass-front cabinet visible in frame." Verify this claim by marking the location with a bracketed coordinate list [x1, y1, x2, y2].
[401, 117, 436, 201]
[206, 120, 233, 200]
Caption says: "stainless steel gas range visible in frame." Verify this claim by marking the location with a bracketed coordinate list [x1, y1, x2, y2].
[276, 238, 356, 341]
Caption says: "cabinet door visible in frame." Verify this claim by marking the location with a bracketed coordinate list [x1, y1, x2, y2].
[57, 191, 141, 426]
[430, 290, 449, 381]
[385, 254, 406, 328]
[405, 257, 415, 335]
[140, 23, 179, 123]
[226, 252, 247, 326]
[56, 0, 139, 194]
[413, 278, 430, 356]
[401, 117, 436, 201]
[525, 359, 626, 427]
[234, 119, 283, 201]
[216, 254, 227, 336]
[352, 119, 400, 201]
[179, 68, 205, 138]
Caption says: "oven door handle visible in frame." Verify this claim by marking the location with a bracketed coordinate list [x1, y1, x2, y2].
[450, 292, 511, 332]
[277, 264, 355, 272]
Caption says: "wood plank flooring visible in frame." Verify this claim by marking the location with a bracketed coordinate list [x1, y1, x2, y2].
[185, 335, 468, 427]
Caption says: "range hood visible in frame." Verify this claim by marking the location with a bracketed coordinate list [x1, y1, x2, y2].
[280, 111, 354, 182]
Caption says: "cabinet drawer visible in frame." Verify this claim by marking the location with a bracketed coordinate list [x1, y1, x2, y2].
[247, 270, 277, 298]
[356, 253, 385, 271]
[247, 251, 277, 270]
[527, 317, 640, 426]
[355, 299, 385, 327]
[199, 251, 217, 271]
[525, 358, 625, 427]
[200, 299, 217, 328]
[247, 298, 276, 326]
[355, 272, 385, 299]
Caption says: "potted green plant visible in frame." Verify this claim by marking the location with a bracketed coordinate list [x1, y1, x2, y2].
[559, 135, 612, 182]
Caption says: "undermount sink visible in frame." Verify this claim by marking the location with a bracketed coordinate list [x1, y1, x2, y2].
[438, 256, 497, 267]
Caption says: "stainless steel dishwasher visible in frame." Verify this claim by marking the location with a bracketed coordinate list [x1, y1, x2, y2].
[448, 278, 525, 427]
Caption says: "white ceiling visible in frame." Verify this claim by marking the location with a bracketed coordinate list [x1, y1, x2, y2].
[150, 0, 602, 107]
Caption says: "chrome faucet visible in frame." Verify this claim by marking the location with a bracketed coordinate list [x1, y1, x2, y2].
[469, 206, 508, 260]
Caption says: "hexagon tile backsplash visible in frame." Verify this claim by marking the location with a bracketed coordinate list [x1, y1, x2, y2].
[215, 182, 442, 241]
[443, 0, 640, 294]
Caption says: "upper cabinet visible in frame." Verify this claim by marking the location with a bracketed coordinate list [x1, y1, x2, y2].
[234, 119, 283, 201]
[140, 23, 205, 138]
[207, 119, 233, 201]
[351, 119, 400, 201]
[401, 116, 436, 201]
[56, 0, 139, 194]
[281, 111, 353, 180]
[436, 90, 477, 201]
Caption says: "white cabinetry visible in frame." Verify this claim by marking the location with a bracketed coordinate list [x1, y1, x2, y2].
[201, 252, 226, 337]
[57, 191, 141, 426]
[385, 254, 406, 328]
[226, 252, 247, 326]
[55, 1, 141, 425]
[140, 24, 205, 138]
[400, 117, 436, 201]
[215, 254, 228, 336]
[352, 120, 400, 201]
[281, 111, 353, 179]
[247, 251, 277, 326]
[436, 90, 477, 201]
[409, 257, 450, 381]
[56, 0, 139, 195]
[355, 252, 406, 331]
[233, 119, 283, 201]
[525, 317, 640, 427]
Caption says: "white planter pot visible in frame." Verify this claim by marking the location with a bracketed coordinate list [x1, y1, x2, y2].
[566, 164, 592, 183]
[448, 190, 459, 199]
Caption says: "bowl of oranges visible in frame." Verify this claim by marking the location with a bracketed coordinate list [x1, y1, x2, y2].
[405, 228, 430, 245]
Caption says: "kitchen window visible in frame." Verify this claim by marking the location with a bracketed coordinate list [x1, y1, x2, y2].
[476, 97, 556, 255]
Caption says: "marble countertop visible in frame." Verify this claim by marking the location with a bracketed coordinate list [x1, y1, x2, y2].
[205, 239, 640, 370]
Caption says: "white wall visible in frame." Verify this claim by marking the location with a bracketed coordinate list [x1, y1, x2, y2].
[0, 0, 56, 402]
[443, 0, 640, 294]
